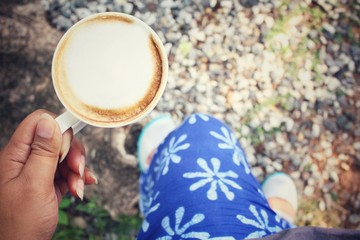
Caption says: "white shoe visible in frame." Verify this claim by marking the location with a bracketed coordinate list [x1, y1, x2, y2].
[262, 172, 298, 223]
[137, 115, 176, 173]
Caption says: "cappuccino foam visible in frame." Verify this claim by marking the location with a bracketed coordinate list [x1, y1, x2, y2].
[53, 14, 163, 125]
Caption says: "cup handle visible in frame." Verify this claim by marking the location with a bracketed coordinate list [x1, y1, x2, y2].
[55, 110, 87, 134]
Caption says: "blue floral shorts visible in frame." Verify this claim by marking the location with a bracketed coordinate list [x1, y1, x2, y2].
[138, 114, 291, 239]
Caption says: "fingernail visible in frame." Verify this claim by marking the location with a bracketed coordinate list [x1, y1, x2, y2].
[59, 144, 70, 163]
[76, 179, 84, 200]
[79, 155, 85, 177]
[89, 171, 98, 184]
[36, 113, 55, 139]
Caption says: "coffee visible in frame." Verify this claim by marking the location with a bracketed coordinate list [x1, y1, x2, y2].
[52, 13, 167, 127]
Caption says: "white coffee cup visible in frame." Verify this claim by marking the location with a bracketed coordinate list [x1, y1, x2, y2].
[52, 12, 168, 134]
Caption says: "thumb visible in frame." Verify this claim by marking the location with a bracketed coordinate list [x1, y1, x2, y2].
[22, 113, 62, 186]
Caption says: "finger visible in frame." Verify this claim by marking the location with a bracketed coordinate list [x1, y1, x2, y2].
[58, 161, 71, 179]
[54, 179, 68, 204]
[57, 178, 69, 196]
[58, 162, 97, 186]
[65, 138, 86, 177]
[22, 113, 62, 187]
[67, 171, 84, 200]
[55, 184, 62, 205]
[84, 168, 98, 185]
[57, 160, 77, 180]
[59, 128, 73, 163]
[0, 110, 51, 181]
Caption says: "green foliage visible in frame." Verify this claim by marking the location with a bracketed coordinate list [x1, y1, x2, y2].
[75, 199, 109, 218]
[306, 6, 326, 31]
[240, 94, 291, 147]
[264, 2, 326, 83]
[58, 210, 69, 226]
[57, 197, 72, 226]
[54, 196, 142, 240]
[53, 228, 84, 240]
[243, 95, 289, 123]
[178, 40, 192, 57]
[248, 126, 282, 147]
[311, 51, 323, 83]
[59, 198, 72, 208]
[117, 215, 143, 240]
[302, 162, 312, 172]
[296, 197, 342, 227]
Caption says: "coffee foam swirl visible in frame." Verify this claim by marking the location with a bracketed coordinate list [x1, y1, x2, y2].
[53, 14, 163, 126]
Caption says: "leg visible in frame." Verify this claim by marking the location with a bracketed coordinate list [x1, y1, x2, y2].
[138, 114, 292, 239]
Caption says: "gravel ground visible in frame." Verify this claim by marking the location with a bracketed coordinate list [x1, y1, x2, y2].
[2, 0, 359, 230]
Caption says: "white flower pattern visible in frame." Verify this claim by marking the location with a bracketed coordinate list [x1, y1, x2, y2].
[275, 214, 289, 229]
[188, 113, 210, 124]
[210, 126, 250, 174]
[140, 176, 154, 214]
[209, 238, 235, 240]
[138, 114, 291, 239]
[183, 158, 242, 201]
[156, 206, 210, 240]
[142, 191, 161, 232]
[154, 134, 190, 177]
[257, 188, 266, 200]
[236, 204, 283, 239]
[144, 176, 155, 198]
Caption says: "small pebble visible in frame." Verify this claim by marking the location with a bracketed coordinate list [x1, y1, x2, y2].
[319, 200, 326, 211]
[304, 185, 315, 197]
[312, 123, 321, 138]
